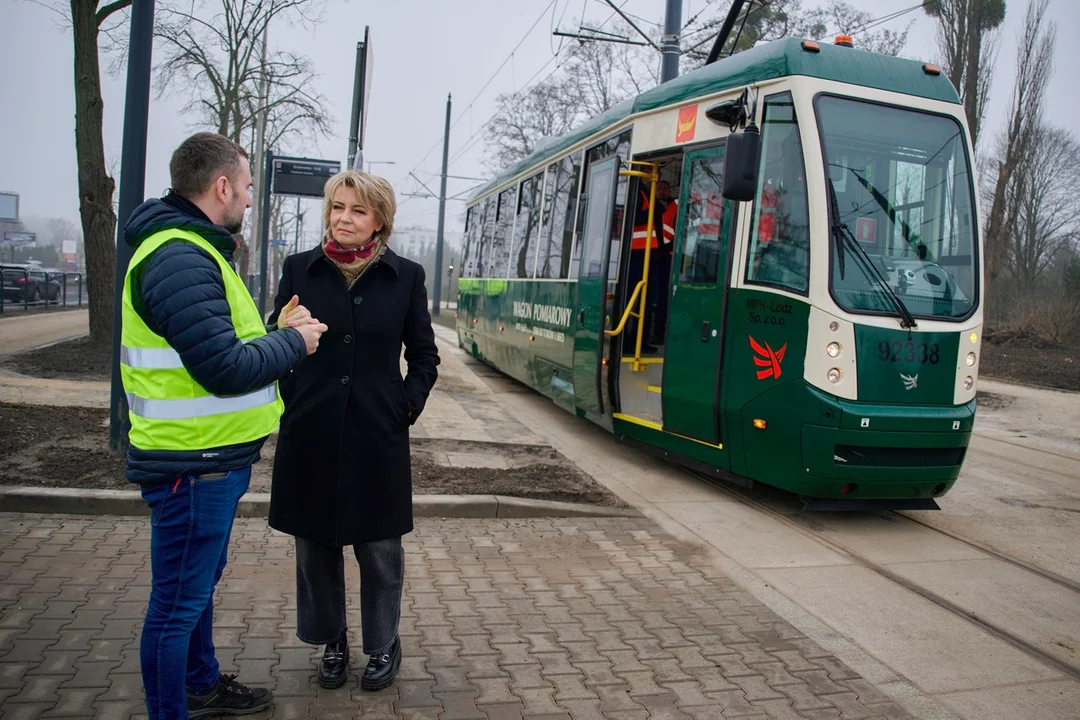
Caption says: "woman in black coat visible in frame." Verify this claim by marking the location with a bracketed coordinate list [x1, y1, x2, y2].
[268, 170, 439, 692]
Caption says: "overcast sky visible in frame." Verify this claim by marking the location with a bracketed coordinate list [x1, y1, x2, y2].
[1, 0, 1077, 245]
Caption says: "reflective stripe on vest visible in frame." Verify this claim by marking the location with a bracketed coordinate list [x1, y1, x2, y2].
[126, 385, 277, 420]
[120, 345, 185, 370]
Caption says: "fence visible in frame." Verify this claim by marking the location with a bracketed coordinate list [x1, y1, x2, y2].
[0, 267, 85, 315]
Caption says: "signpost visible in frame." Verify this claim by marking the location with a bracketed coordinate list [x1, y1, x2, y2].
[257, 155, 341, 315]
[272, 157, 341, 198]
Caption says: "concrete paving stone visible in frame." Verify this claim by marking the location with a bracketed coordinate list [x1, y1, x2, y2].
[515, 686, 563, 715]
[95, 672, 143, 703]
[25, 649, 86, 676]
[434, 690, 486, 719]
[1, 702, 56, 720]
[395, 679, 442, 709]
[270, 669, 316, 697]
[617, 670, 669, 698]
[59, 658, 120, 688]
[41, 687, 108, 717]
[471, 676, 518, 705]
[635, 694, 694, 720]
[14, 674, 65, 703]
[460, 654, 506, 680]
[0, 661, 34, 689]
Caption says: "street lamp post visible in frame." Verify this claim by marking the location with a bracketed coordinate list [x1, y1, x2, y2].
[445, 264, 453, 309]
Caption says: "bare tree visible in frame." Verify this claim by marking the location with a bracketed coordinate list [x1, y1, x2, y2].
[45, 217, 82, 247]
[1001, 125, 1080, 290]
[484, 76, 580, 173]
[66, 0, 133, 346]
[799, 1, 911, 56]
[924, 0, 1006, 149]
[983, 0, 1055, 282]
[154, 0, 331, 278]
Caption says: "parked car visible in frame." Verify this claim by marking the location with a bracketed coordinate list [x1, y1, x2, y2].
[1, 263, 62, 303]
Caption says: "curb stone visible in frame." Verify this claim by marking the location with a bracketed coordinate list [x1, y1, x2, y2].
[0, 486, 640, 519]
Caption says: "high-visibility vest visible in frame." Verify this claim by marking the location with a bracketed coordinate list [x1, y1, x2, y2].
[120, 228, 284, 452]
[632, 190, 679, 250]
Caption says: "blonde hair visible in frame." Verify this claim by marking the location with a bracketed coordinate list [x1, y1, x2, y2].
[322, 170, 396, 243]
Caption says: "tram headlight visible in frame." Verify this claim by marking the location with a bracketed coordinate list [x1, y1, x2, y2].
[964, 376, 974, 390]
[826, 342, 842, 358]
[966, 352, 976, 367]
[827, 368, 842, 384]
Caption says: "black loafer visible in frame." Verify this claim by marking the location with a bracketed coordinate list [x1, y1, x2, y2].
[361, 637, 401, 691]
[317, 634, 349, 689]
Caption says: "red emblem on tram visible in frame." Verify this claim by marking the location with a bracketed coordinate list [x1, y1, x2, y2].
[676, 105, 698, 143]
[750, 336, 787, 380]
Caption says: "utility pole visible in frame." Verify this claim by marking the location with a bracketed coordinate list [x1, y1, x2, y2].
[556, 0, 682, 84]
[432, 93, 451, 318]
[257, 149, 274, 318]
[293, 197, 302, 254]
[660, 0, 682, 83]
[246, 22, 270, 292]
[109, 0, 155, 452]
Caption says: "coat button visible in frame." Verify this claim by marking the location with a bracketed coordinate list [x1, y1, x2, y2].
[353, 296, 363, 305]
[344, 335, 353, 344]
[340, 375, 350, 385]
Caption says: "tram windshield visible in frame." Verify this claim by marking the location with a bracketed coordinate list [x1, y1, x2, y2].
[817, 95, 978, 320]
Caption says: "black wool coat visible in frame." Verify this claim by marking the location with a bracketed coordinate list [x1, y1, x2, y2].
[268, 246, 439, 546]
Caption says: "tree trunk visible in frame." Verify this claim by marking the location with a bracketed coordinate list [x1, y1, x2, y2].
[71, 0, 117, 348]
[963, 7, 983, 148]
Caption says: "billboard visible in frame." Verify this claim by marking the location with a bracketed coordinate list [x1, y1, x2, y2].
[3, 231, 35, 246]
[0, 192, 17, 222]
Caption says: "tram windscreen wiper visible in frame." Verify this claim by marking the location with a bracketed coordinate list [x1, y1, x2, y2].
[825, 179, 918, 329]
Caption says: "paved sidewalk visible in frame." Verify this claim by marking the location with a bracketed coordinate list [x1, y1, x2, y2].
[0, 513, 913, 719]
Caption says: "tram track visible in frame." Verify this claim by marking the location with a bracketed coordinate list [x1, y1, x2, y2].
[690, 469, 1080, 684]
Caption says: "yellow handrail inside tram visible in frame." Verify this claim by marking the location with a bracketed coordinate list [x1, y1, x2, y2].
[605, 161, 658, 372]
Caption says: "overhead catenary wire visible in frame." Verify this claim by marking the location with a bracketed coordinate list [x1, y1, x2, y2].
[392, 0, 559, 189]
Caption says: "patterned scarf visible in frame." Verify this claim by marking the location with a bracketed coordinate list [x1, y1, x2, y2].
[322, 232, 387, 289]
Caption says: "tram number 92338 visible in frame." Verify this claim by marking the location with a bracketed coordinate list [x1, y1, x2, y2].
[878, 340, 940, 365]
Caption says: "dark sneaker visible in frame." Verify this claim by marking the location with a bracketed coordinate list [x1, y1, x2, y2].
[361, 637, 401, 691]
[317, 633, 350, 689]
[188, 673, 273, 717]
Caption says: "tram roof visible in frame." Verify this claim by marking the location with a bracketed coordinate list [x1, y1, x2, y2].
[469, 37, 961, 203]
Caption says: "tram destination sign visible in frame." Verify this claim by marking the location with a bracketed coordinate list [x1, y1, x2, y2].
[272, 157, 340, 198]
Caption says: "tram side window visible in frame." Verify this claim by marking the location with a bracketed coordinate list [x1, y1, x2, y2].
[485, 187, 516, 279]
[744, 92, 810, 295]
[460, 205, 479, 278]
[512, 173, 542, 278]
[537, 152, 582, 279]
[571, 130, 632, 279]
[475, 196, 495, 278]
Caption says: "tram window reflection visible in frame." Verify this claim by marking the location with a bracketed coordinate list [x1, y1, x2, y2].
[745, 92, 810, 295]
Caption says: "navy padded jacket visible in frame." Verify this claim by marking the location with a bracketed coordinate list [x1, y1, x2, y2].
[123, 192, 306, 485]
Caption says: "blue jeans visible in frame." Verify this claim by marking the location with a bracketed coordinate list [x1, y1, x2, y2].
[140, 467, 251, 720]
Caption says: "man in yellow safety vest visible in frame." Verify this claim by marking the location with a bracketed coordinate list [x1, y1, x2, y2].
[121, 132, 326, 719]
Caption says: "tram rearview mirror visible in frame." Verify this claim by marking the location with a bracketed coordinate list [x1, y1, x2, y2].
[723, 125, 761, 202]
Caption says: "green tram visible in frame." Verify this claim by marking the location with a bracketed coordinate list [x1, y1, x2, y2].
[454, 36, 983, 508]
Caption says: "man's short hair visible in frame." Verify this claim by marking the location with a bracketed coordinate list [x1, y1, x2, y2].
[170, 132, 249, 199]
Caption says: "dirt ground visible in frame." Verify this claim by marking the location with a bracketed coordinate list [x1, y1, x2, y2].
[0, 402, 626, 506]
[1, 336, 111, 380]
[978, 338, 1079, 392]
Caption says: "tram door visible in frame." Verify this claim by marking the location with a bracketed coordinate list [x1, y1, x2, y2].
[662, 145, 735, 444]
[572, 157, 620, 415]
